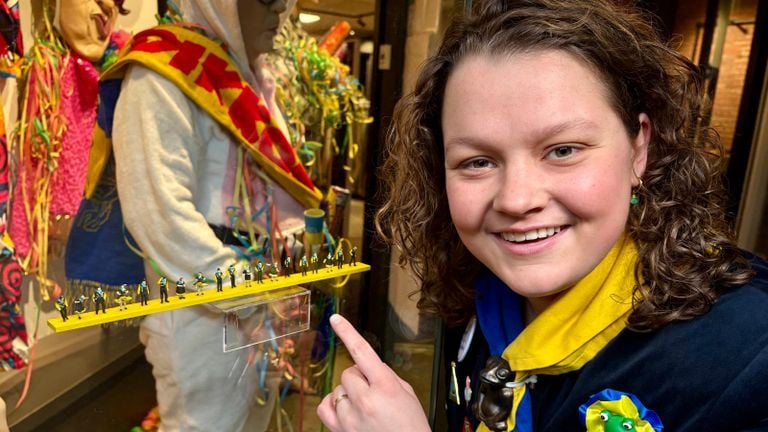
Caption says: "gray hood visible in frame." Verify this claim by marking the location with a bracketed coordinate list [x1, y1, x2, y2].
[179, 0, 296, 86]
[180, 0, 251, 78]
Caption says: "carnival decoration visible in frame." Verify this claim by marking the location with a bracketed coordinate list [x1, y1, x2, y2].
[265, 17, 374, 430]
[269, 19, 372, 189]
[9, 0, 128, 302]
[0, 0, 22, 60]
[0, 0, 26, 371]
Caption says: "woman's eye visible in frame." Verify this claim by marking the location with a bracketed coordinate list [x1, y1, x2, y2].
[463, 158, 494, 169]
[547, 146, 576, 159]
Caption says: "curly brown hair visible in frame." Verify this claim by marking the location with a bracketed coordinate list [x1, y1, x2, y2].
[375, 0, 754, 330]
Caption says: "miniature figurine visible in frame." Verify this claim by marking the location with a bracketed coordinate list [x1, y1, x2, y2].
[269, 262, 279, 279]
[243, 266, 252, 287]
[138, 278, 150, 306]
[349, 246, 358, 266]
[72, 294, 88, 319]
[311, 252, 319, 273]
[94, 287, 107, 314]
[256, 261, 264, 284]
[55, 295, 68, 322]
[228, 263, 237, 288]
[336, 248, 345, 269]
[158, 276, 169, 303]
[176, 277, 186, 299]
[324, 252, 334, 272]
[215, 267, 223, 292]
[194, 272, 207, 296]
[283, 256, 292, 277]
[118, 284, 133, 310]
[300, 255, 308, 276]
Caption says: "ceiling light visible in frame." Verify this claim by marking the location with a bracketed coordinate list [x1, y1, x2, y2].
[360, 41, 374, 54]
[299, 13, 321, 24]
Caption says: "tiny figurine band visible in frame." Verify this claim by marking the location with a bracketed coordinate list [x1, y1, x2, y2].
[333, 393, 349, 410]
[48, 262, 370, 333]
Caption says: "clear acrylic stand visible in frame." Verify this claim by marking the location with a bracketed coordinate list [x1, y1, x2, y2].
[208, 286, 311, 352]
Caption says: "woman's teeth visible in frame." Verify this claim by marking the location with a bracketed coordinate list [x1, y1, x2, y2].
[501, 226, 561, 243]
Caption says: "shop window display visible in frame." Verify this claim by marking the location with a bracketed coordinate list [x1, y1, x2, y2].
[63, 1, 372, 430]
[0, 0, 376, 430]
[7, 0, 766, 431]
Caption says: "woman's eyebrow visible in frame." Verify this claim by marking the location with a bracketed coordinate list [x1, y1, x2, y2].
[528, 117, 597, 141]
[443, 117, 597, 149]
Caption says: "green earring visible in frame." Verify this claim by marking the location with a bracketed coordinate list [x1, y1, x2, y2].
[630, 179, 643, 205]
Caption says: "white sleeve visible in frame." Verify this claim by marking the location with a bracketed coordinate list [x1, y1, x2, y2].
[112, 65, 237, 279]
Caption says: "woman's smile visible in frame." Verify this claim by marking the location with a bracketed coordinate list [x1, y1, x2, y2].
[498, 226, 562, 243]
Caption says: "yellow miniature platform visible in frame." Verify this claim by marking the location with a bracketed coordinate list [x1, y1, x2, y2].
[48, 263, 370, 333]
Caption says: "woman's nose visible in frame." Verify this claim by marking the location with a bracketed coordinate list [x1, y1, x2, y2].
[492, 168, 548, 216]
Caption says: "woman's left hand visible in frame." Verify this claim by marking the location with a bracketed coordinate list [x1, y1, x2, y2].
[316, 314, 431, 432]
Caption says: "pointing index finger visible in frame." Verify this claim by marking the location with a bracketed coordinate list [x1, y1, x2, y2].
[330, 314, 389, 384]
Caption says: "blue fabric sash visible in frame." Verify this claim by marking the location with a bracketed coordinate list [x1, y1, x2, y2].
[64, 79, 145, 287]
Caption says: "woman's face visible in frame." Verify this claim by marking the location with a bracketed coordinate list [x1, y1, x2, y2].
[442, 50, 649, 312]
[59, 0, 118, 61]
[238, 0, 288, 63]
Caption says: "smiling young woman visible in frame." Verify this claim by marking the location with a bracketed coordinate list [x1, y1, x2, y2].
[317, 0, 767, 431]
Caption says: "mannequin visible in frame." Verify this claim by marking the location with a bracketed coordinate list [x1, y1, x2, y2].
[65, 0, 318, 430]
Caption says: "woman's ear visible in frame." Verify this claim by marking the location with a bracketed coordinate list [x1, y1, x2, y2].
[632, 113, 651, 185]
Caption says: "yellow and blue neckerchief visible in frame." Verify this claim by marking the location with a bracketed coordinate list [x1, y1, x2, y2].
[474, 234, 642, 431]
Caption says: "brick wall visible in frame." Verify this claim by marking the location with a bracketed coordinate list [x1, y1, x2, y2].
[672, 0, 758, 154]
